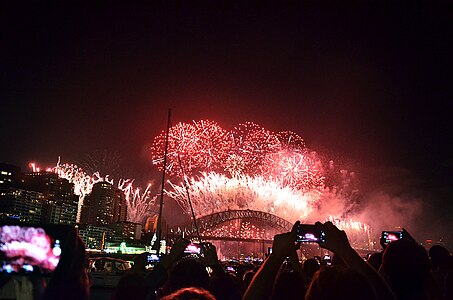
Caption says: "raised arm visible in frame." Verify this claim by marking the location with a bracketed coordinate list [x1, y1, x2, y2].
[316, 221, 396, 300]
[145, 238, 190, 293]
[243, 221, 299, 300]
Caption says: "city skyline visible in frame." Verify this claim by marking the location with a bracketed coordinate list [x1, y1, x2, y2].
[1, 2, 452, 243]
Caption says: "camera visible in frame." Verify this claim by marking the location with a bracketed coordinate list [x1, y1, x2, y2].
[146, 253, 160, 263]
[0, 222, 72, 275]
[226, 266, 235, 272]
[381, 231, 403, 246]
[184, 243, 202, 255]
[322, 254, 332, 266]
[296, 224, 326, 243]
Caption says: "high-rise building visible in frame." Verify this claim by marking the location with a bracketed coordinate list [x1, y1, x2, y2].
[0, 164, 45, 222]
[110, 221, 142, 241]
[76, 224, 120, 250]
[0, 163, 22, 189]
[0, 188, 45, 222]
[23, 171, 78, 224]
[114, 188, 127, 223]
[81, 181, 127, 226]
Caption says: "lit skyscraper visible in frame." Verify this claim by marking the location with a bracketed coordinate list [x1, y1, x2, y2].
[81, 181, 126, 226]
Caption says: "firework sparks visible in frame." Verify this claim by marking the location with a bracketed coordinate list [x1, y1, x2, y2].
[76, 150, 125, 180]
[228, 122, 281, 175]
[151, 120, 233, 177]
[261, 149, 325, 192]
[167, 172, 317, 222]
[203, 220, 273, 240]
[151, 122, 198, 176]
[53, 160, 106, 222]
[155, 120, 372, 249]
[31, 158, 157, 224]
[276, 131, 306, 149]
[118, 179, 158, 224]
[27, 120, 372, 249]
[327, 216, 373, 249]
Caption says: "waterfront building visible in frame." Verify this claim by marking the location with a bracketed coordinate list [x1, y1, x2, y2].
[81, 181, 127, 226]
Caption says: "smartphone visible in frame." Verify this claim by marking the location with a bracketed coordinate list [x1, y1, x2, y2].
[226, 266, 235, 272]
[0, 223, 72, 275]
[381, 231, 403, 245]
[323, 254, 332, 266]
[184, 243, 202, 255]
[296, 224, 326, 243]
[146, 253, 160, 263]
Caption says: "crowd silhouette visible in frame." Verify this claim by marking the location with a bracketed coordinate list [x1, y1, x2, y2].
[1, 222, 452, 300]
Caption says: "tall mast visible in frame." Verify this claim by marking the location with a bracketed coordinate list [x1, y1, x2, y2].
[177, 154, 201, 242]
[155, 108, 171, 253]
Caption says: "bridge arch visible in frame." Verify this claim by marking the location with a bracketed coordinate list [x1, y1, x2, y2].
[168, 209, 293, 239]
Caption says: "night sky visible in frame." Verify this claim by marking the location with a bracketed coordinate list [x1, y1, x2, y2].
[2, 2, 452, 240]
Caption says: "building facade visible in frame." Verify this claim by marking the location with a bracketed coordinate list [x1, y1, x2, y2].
[81, 181, 127, 226]
[0, 188, 45, 223]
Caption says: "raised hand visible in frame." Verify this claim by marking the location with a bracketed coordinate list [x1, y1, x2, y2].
[316, 221, 352, 256]
[201, 242, 219, 267]
[270, 221, 300, 260]
[161, 238, 190, 269]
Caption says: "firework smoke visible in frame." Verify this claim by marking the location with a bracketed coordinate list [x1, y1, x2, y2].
[76, 150, 126, 180]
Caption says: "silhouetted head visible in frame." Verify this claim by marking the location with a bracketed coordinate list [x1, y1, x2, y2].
[305, 266, 377, 300]
[272, 270, 306, 300]
[111, 273, 149, 300]
[331, 254, 345, 268]
[429, 245, 452, 271]
[40, 228, 90, 300]
[210, 271, 242, 300]
[303, 258, 320, 280]
[382, 239, 430, 299]
[131, 252, 148, 272]
[169, 258, 210, 292]
[161, 287, 216, 300]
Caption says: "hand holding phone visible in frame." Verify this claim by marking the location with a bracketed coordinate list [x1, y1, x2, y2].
[314, 221, 351, 256]
[380, 231, 403, 247]
[0, 223, 71, 275]
[269, 221, 300, 260]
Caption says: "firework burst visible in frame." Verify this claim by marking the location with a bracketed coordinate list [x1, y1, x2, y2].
[261, 149, 325, 192]
[327, 216, 373, 249]
[167, 172, 317, 222]
[227, 122, 281, 175]
[53, 160, 106, 221]
[152, 120, 234, 177]
[154, 120, 372, 248]
[118, 179, 158, 224]
[32, 158, 157, 224]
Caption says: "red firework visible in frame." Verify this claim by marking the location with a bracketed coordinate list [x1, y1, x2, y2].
[151, 120, 231, 176]
[151, 122, 198, 176]
[276, 131, 306, 149]
[261, 149, 325, 192]
[191, 120, 233, 172]
[227, 122, 280, 175]
[151, 120, 324, 191]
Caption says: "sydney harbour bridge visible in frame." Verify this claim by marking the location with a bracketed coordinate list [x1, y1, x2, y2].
[167, 209, 302, 259]
[169, 209, 293, 242]
[166, 208, 374, 259]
